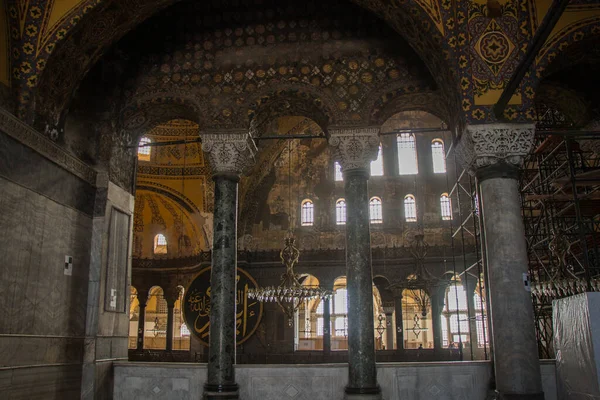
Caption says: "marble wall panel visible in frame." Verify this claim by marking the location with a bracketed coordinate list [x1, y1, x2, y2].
[113, 361, 559, 400]
[0, 173, 93, 399]
[0, 364, 82, 400]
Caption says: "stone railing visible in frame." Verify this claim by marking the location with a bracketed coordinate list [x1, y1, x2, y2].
[132, 245, 478, 269]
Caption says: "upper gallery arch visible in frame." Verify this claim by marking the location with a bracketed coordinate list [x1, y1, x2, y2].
[33, 0, 446, 132]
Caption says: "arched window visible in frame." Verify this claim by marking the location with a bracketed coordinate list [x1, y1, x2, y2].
[440, 193, 452, 220]
[369, 197, 383, 224]
[431, 139, 446, 173]
[334, 161, 343, 181]
[336, 199, 347, 225]
[404, 195, 417, 222]
[370, 145, 384, 176]
[333, 288, 348, 337]
[154, 234, 167, 254]
[397, 133, 418, 175]
[301, 199, 314, 226]
[138, 137, 152, 161]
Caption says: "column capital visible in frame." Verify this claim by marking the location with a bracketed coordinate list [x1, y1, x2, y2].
[455, 123, 535, 173]
[201, 130, 257, 177]
[328, 126, 380, 171]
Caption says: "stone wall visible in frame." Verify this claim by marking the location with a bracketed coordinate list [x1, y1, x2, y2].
[0, 109, 135, 400]
[0, 130, 94, 398]
[113, 360, 558, 400]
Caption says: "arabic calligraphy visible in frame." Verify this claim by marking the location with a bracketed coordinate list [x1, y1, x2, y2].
[183, 267, 262, 346]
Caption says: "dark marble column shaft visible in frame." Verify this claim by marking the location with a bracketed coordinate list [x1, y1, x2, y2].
[393, 293, 404, 350]
[430, 288, 445, 351]
[205, 176, 240, 399]
[136, 292, 148, 351]
[344, 168, 380, 396]
[479, 168, 543, 398]
[323, 297, 331, 354]
[384, 313, 394, 351]
[166, 302, 175, 352]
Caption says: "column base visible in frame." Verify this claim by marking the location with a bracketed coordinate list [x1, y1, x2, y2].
[344, 394, 382, 400]
[203, 383, 239, 400]
[344, 386, 382, 400]
[497, 391, 545, 400]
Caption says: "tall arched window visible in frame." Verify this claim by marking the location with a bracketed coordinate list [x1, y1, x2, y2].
[336, 199, 347, 225]
[431, 139, 446, 173]
[370, 145, 384, 176]
[404, 195, 417, 222]
[369, 197, 383, 224]
[333, 288, 348, 337]
[138, 137, 152, 161]
[334, 161, 343, 181]
[301, 199, 314, 226]
[440, 193, 452, 220]
[154, 234, 167, 254]
[397, 133, 418, 175]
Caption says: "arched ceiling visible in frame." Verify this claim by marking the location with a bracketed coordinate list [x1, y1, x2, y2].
[1, 0, 599, 140]
[133, 190, 209, 259]
[29, 0, 452, 131]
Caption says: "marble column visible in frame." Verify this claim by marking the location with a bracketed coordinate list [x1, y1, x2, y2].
[430, 286, 446, 352]
[392, 289, 404, 350]
[202, 131, 256, 400]
[384, 312, 394, 351]
[456, 123, 543, 399]
[323, 297, 332, 354]
[136, 290, 148, 351]
[330, 127, 381, 399]
[165, 299, 175, 352]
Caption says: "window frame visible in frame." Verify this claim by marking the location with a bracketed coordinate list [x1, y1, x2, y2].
[397, 133, 418, 175]
[431, 139, 447, 174]
[370, 145, 384, 177]
[336, 199, 347, 225]
[301, 199, 315, 226]
[369, 197, 383, 224]
[404, 194, 417, 222]
[334, 161, 343, 182]
[440, 193, 452, 220]
[154, 233, 168, 254]
[138, 137, 152, 161]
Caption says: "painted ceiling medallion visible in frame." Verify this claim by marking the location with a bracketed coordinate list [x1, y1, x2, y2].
[476, 20, 515, 76]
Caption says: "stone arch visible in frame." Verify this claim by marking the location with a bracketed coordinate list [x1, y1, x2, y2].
[245, 83, 338, 133]
[32, 0, 456, 133]
[535, 20, 600, 83]
[367, 90, 451, 129]
[120, 95, 204, 142]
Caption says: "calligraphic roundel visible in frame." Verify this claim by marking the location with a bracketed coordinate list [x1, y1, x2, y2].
[183, 267, 263, 347]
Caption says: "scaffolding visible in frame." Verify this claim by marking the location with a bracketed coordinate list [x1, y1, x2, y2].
[521, 104, 600, 358]
[445, 155, 490, 361]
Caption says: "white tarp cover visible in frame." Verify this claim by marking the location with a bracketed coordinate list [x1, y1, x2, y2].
[554, 293, 600, 399]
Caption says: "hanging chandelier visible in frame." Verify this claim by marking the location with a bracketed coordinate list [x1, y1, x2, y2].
[247, 235, 332, 326]
[389, 233, 441, 317]
[247, 139, 331, 326]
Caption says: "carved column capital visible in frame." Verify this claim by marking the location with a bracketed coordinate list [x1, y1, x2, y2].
[328, 126, 380, 171]
[455, 123, 535, 173]
[201, 130, 257, 177]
